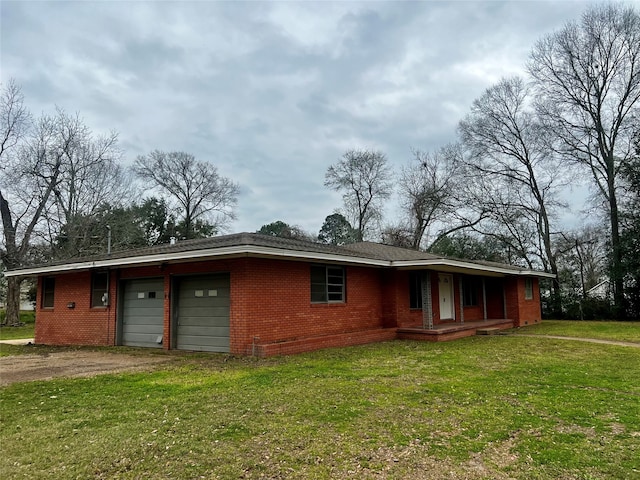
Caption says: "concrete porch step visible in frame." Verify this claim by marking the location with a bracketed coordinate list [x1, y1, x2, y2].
[476, 328, 502, 335]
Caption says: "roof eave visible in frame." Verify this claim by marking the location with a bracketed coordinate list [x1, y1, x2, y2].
[3, 245, 389, 277]
[5, 245, 555, 279]
[392, 259, 555, 278]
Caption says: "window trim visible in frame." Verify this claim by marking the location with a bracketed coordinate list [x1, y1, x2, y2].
[91, 271, 109, 308]
[42, 277, 55, 309]
[310, 265, 345, 303]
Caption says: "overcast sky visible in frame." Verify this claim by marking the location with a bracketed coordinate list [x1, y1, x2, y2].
[1, 0, 614, 236]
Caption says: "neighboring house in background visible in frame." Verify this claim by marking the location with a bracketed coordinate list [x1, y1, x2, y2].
[586, 280, 611, 301]
[0, 282, 35, 311]
[4, 233, 553, 356]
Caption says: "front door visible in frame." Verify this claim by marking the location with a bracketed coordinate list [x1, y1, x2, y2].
[439, 273, 455, 320]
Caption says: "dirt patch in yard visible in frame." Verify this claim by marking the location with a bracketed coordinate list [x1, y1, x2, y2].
[0, 350, 172, 386]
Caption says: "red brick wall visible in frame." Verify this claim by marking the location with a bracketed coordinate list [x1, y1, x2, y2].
[385, 270, 423, 328]
[33, 257, 543, 355]
[230, 258, 385, 354]
[34, 257, 387, 355]
[35, 271, 118, 346]
[504, 277, 542, 326]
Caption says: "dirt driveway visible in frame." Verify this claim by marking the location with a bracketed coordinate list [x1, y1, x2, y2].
[0, 350, 173, 386]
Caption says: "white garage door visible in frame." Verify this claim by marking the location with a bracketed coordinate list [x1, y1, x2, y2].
[121, 278, 164, 348]
[176, 274, 230, 352]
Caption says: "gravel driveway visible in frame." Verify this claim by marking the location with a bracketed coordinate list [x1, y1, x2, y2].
[0, 350, 172, 386]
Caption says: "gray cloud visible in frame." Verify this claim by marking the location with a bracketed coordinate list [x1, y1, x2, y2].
[1, 0, 598, 235]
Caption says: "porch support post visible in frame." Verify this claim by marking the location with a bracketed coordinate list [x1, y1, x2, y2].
[422, 272, 433, 330]
[502, 280, 507, 319]
[482, 278, 487, 320]
[459, 276, 464, 324]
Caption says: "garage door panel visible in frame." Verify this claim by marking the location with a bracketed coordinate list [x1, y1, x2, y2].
[179, 317, 228, 328]
[177, 325, 230, 337]
[176, 274, 230, 352]
[177, 302, 229, 313]
[122, 278, 164, 349]
[178, 336, 230, 351]
[178, 307, 229, 320]
[125, 306, 164, 316]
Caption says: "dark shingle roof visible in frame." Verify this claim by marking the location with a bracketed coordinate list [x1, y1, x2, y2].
[6, 232, 551, 277]
[341, 242, 442, 262]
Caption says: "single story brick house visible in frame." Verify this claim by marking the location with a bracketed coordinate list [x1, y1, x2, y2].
[5, 233, 553, 356]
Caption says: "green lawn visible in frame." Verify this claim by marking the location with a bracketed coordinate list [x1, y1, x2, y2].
[519, 320, 640, 343]
[0, 311, 35, 342]
[1, 329, 639, 479]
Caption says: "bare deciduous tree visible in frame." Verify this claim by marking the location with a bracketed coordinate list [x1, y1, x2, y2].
[1, 93, 68, 324]
[396, 145, 483, 250]
[459, 76, 564, 312]
[324, 149, 393, 242]
[528, 3, 640, 316]
[133, 151, 239, 239]
[44, 111, 126, 258]
[0, 79, 30, 167]
[1, 82, 127, 323]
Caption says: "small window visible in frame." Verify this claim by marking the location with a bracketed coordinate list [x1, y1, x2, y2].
[524, 278, 534, 300]
[91, 272, 109, 308]
[148, 291, 156, 299]
[42, 277, 55, 308]
[311, 265, 345, 303]
[463, 278, 478, 307]
[409, 272, 423, 309]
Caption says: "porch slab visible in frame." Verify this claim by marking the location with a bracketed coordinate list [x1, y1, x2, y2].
[397, 319, 514, 342]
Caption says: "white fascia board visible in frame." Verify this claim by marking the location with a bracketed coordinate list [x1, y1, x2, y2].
[3, 245, 389, 277]
[391, 258, 555, 278]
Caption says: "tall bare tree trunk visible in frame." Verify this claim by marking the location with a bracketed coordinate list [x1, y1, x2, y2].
[3, 277, 22, 326]
[608, 174, 625, 318]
